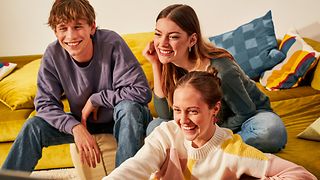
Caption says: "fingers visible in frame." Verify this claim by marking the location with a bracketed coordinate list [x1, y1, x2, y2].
[149, 41, 155, 54]
[76, 136, 101, 168]
[93, 142, 101, 164]
[143, 41, 155, 56]
[79, 146, 99, 168]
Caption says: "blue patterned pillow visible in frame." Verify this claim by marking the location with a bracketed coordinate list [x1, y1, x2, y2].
[209, 11, 285, 79]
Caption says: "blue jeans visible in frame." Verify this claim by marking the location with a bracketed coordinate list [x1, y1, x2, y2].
[147, 111, 287, 153]
[1, 100, 152, 172]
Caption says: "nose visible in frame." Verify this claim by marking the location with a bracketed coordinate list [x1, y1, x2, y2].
[159, 36, 169, 47]
[65, 28, 75, 39]
[180, 112, 189, 124]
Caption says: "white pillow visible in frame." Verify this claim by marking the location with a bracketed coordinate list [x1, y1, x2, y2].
[0, 62, 17, 80]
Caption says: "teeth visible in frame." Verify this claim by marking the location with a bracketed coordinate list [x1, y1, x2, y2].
[66, 42, 79, 46]
[159, 49, 172, 54]
[182, 126, 195, 130]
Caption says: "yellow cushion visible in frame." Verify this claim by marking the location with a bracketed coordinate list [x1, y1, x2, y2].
[311, 60, 320, 90]
[260, 29, 319, 90]
[302, 38, 320, 91]
[0, 59, 41, 110]
[0, 102, 33, 142]
[121, 32, 154, 88]
[272, 93, 320, 178]
[0, 142, 73, 170]
[297, 117, 320, 141]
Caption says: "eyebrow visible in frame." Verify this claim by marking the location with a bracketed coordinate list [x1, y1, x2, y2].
[155, 28, 181, 35]
[172, 105, 200, 110]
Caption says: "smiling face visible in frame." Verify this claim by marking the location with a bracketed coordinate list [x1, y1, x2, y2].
[55, 19, 96, 62]
[154, 18, 196, 68]
[173, 85, 218, 148]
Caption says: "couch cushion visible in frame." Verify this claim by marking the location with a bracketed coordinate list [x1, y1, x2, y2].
[209, 11, 285, 79]
[0, 59, 41, 110]
[0, 102, 33, 142]
[0, 142, 73, 170]
[256, 82, 320, 102]
[121, 32, 157, 117]
[302, 38, 320, 91]
[311, 58, 320, 90]
[272, 94, 320, 178]
[260, 29, 320, 90]
[70, 134, 117, 179]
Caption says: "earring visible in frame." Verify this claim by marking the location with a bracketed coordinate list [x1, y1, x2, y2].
[189, 47, 191, 52]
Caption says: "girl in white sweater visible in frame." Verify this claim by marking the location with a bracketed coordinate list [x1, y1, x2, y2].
[105, 70, 316, 179]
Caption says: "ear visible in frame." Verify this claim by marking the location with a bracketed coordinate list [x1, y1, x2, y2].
[189, 33, 198, 48]
[90, 21, 97, 36]
[211, 101, 221, 116]
[211, 101, 221, 123]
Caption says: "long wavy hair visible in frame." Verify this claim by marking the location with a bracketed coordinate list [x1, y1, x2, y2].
[157, 4, 234, 106]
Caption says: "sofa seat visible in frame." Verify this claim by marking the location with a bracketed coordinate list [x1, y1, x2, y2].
[256, 83, 320, 178]
[0, 98, 74, 170]
[0, 142, 73, 170]
[256, 83, 320, 101]
[0, 103, 33, 142]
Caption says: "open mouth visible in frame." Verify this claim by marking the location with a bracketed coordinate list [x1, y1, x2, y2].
[65, 41, 81, 47]
[159, 49, 174, 56]
[182, 125, 197, 132]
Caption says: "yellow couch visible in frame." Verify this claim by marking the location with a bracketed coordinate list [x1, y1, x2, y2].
[0, 32, 319, 179]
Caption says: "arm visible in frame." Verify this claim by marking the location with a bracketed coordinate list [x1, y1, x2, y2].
[104, 125, 169, 179]
[143, 41, 173, 119]
[35, 54, 80, 134]
[90, 35, 152, 108]
[36, 53, 100, 167]
[215, 60, 257, 131]
[153, 93, 173, 119]
[143, 41, 165, 98]
[264, 154, 317, 180]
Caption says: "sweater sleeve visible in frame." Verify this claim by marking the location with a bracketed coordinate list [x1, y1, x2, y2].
[90, 34, 152, 108]
[216, 61, 257, 131]
[104, 124, 171, 179]
[153, 93, 173, 119]
[263, 154, 317, 180]
[35, 54, 80, 135]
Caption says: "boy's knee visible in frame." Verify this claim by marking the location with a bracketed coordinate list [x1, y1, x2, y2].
[114, 100, 142, 113]
[22, 116, 42, 131]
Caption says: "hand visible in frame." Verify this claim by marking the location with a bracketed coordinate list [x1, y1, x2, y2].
[81, 99, 98, 128]
[142, 41, 160, 66]
[72, 124, 101, 168]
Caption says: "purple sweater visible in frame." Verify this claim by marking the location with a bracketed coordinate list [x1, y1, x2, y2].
[35, 29, 152, 134]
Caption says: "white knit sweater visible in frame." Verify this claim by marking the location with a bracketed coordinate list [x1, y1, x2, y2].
[105, 121, 316, 180]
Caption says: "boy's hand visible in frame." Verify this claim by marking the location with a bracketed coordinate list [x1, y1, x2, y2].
[81, 99, 98, 128]
[72, 124, 101, 168]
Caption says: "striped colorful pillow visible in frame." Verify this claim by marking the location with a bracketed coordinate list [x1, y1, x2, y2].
[260, 29, 319, 91]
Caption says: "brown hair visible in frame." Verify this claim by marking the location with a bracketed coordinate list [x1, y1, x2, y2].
[47, 0, 96, 31]
[156, 4, 233, 105]
[172, 68, 222, 109]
